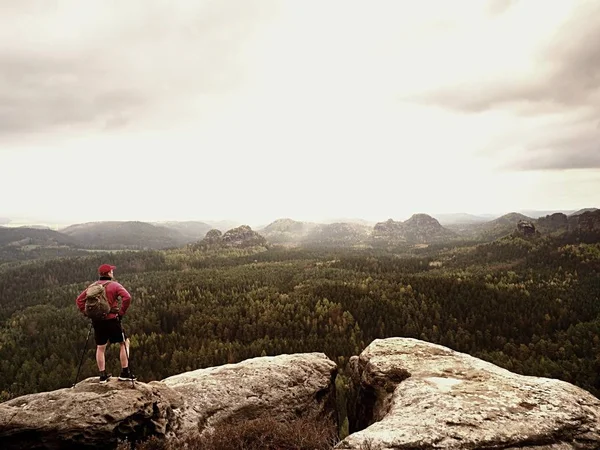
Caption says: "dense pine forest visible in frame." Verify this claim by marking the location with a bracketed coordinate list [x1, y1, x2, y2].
[0, 231, 599, 405]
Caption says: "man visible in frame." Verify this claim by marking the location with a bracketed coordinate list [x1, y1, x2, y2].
[76, 264, 135, 383]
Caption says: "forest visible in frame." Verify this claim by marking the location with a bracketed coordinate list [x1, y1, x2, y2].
[0, 230, 599, 413]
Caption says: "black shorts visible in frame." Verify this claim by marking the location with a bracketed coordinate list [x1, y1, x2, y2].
[93, 318, 125, 346]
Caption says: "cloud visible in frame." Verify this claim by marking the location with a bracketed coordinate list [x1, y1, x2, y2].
[487, 0, 517, 16]
[502, 116, 600, 170]
[0, 53, 147, 135]
[404, 2, 600, 171]
[0, 0, 277, 140]
[411, 2, 600, 113]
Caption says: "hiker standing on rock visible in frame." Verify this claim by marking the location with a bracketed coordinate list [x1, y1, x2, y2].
[76, 264, 135, 383]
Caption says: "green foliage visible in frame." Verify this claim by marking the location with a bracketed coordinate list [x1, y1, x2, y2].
[0, 235, 599, 407]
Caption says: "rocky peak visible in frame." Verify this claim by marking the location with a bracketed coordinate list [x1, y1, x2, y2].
[516, 219, 537, 236]
[203, 228, 222, 243]
[373, 214, 455, 244]
[262, 218, 306, 233]
[190, 226, 267, 250]
[188, 228, 222, 250]
[221, 225, 267, 248]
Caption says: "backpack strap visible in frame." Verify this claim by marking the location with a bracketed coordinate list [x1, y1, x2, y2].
[87, 280, 112, 290]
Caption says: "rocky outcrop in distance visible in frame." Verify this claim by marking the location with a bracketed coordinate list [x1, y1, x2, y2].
[189, 225, 267, 250]
[2, 209, 598, 255]
[372, 214, 456, 244]
[221, 225, 268, 248]
[515, 219, 538, 237]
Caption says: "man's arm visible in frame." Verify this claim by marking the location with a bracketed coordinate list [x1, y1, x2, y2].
[116, 284, 132, 316]
[75, 290, 87, 314]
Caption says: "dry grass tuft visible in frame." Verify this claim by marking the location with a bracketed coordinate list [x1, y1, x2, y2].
[116, 415, 338, 450]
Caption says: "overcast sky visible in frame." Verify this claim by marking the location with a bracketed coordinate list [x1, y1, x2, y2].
[1, 0, 598, 226]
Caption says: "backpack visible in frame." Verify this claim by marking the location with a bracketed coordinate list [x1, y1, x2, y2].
[84, 281, 112, 320]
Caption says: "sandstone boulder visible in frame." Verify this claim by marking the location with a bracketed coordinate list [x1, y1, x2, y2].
[0, 353, 338, 449]
[163, 352, 337, 436]
[338, 338, 600, 449]
[0, 378, 182, 450]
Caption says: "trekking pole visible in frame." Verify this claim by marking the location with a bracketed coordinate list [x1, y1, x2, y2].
[73, 322, 93, 387]
[121, 325, 135, 388]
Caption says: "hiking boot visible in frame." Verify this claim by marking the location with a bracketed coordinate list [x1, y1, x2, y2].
[118, 368, 136, 381]
[99, 371, 111, 384]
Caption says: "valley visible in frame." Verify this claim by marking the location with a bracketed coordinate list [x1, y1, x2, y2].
[0, 212, 598, 402]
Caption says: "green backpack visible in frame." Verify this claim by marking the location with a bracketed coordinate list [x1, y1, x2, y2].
[84, 281, 112, 320]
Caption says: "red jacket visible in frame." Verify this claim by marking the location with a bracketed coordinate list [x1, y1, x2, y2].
[76, 278, 132, 320]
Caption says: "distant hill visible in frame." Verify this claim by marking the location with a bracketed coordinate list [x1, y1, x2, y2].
[303, 222, 372, 246]
[477, 212, 534, 240]
[152, 221, 212, 242]
[531, 210, 600, 235]
[518, 209, 576, 218]
[534, 213, 571, 234]
[569, 208, 598, 217]
[202, 220, 243, 232]
[434, 213, 490, 225]
[259, 219, 372, 247]
[446, 210, 600, 241]
[61, 221, 188, 250]
[448, 212, 533, 241]
[485, 212, 532, 227]
[320, 217, 376, 226]
[571, 210, 600, 233]
[259, 219, 319, 244]
[372, 214, 456, 244]
[0, 226, 78, 247]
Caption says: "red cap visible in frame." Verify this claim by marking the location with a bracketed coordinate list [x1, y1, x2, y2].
[98, 264, 116, 274]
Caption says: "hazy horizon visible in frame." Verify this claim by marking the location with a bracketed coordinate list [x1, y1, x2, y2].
[1, 207, 596, 231]
[1, 1, 599, 225]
